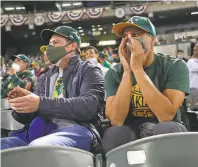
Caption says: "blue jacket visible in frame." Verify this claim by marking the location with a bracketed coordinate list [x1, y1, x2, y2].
[12, 56, 105, 125]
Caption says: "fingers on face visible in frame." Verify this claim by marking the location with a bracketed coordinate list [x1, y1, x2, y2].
[119, 37, 128, 55]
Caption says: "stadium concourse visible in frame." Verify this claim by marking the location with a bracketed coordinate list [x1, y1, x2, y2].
[1, 1, 198, 167]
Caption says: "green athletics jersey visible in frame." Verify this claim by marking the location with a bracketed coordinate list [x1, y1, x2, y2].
[1, 70, 35, 98]
[104, 53, 190, 124]
[103, 60, 111, 69]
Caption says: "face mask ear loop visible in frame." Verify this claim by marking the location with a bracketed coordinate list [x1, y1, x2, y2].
[63, 41, 78, 57]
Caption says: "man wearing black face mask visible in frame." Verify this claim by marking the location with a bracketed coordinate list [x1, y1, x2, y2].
[1, 26, 105, 151]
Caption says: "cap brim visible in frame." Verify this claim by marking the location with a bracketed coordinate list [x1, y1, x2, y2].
[112, 22, 149, 37]
[14, 55, 22, 60]
[40, 45, 47, 53]
[14, 55, 29, 64]
[40, 29, 69, 43]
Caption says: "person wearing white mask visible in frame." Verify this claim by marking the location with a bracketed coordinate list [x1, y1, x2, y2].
[85, 46, 108, 76]
[1, 54, 35, 98]
[176, 50, 188, 62]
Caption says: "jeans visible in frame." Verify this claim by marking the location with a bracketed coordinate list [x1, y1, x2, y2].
[1, 125, 93, 151]
[102, 121, 187, 154]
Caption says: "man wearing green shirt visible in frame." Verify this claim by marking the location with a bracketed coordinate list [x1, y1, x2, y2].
[1, 54, 35, 98]
[98, 52, 111, 69]
[102, 16, 189, 154]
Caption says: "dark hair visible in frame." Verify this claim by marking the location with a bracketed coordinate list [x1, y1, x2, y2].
[84, 46, 98, 54]
[99, 52, 106, 59]
[177, 50, 184, 53]
[113, 48, 119, 54]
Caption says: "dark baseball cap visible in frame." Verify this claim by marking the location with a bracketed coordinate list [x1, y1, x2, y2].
[40, 26, 81, 46]
[15, 54, 30, 64]
[99, 52, 106, 59]
[85, 46, 98, 54]
[112, 16, 157, 37]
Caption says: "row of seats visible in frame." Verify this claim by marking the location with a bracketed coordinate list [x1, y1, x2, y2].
[1, 133, 198, 167]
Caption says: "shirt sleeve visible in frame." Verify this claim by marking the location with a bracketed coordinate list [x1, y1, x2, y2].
[164, 60, 190, 95]
[10, 73, 34, 88]
[186, 59, 192, 71]
[104, 69, 119, 98]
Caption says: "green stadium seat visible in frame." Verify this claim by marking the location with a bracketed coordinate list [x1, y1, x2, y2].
[1, 146, 94, 167]
[106, 132, 198, 167]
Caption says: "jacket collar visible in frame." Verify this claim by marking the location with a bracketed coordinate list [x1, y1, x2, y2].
[48, 55, 81, 75]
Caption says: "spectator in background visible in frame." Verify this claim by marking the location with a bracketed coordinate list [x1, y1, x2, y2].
[98, 52, 111, 69]
[80, 50, 86, 61]
[176, 50, 188, 62]
[0, 56, 6, 75]
[1, 54, 35, 98]
[187, 44, 198, 110]
[85, 46, 108, 76]
[31, 61, 46, 78]
[40, 45, 53, 69]
[112, 49, 120, 66]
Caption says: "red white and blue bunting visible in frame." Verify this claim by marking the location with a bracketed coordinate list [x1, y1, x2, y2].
[86, 8, 104, 19]
[10, 14, 27, 26]
[67, 10, 84, 21]
[48, 12, 66, 23]
[2, 7, 105, 27]
[130, 5, 147, 15]
[0, 15, 9, 27]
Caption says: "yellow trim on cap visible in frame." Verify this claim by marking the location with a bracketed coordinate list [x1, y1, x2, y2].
[112, 22, 149, 37]
[40, 45, 47, 53]
[31, 62, 39, 66]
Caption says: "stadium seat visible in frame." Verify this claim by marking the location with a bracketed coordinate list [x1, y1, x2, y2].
[106, 132, 198, 167]
[187, 110, 198, 131]
[1, 98, 11, 110]
[95, 153, 104, 167]
[1, 109, 23, 130]
[1, 146, 94, 167]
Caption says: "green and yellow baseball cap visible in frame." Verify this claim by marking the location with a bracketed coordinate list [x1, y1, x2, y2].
[112, 16, 157, 37]
[40, 45, 47, 53]
[31, 61, 39, 66]
[40, 26, 81, 46]
[15, 54, 30, 64]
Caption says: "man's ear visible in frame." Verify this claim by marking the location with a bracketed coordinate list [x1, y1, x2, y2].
[151, 36, 156, 45]
[71, 42, 78, 50]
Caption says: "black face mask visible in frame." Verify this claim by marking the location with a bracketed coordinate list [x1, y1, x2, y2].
[113, 58, 120, 63]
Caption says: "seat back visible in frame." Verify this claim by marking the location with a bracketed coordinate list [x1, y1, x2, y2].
[187, 110, 198, 131]
[1, 98, 11, 110]
[180, 98, 191, 130]
[106, 132, 198, 167]
[1, 110, 23, 130]
[1, 146, 94, 167]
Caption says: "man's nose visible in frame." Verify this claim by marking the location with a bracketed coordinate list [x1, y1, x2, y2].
[127, 33, 132, 39]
